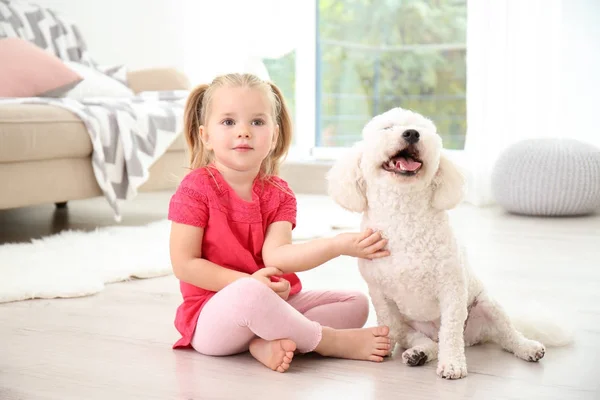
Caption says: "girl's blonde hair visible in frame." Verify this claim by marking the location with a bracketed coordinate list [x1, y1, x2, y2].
[183, 73, 293, 177]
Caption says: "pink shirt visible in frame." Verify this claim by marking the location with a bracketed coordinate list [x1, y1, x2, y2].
[167, 165, 302, 348]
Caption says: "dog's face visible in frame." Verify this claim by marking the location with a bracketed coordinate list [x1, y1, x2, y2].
[327, 107, 465, 213]
[360, 107, 442, 190]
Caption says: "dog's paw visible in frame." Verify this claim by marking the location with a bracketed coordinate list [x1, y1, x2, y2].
[513, 339, 545, 362]
[402, 348, 429, 366]
[402, 344, 437, 367]
[436, 359, 468, 380]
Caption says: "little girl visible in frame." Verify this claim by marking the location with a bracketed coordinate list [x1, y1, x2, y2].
[168, 73, 391, 373]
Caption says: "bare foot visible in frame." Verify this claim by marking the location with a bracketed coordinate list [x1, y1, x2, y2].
[249, 338, 296, 373]
[315, 326, 391, 362]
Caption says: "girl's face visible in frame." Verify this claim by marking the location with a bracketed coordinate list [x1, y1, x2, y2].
[200, 86, 278, 175]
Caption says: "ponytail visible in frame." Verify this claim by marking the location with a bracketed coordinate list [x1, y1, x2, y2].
[265, 82, 293, 176]
[183, 84, 210, 169]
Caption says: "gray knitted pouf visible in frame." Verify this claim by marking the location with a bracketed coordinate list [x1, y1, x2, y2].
[491, 138, 600, 216]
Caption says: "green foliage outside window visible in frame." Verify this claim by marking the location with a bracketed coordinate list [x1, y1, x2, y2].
[264, 0, 467, 150]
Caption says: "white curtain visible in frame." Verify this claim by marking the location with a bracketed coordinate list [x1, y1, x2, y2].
[463, 0, 600, 206]
[181, 0, 304, 85]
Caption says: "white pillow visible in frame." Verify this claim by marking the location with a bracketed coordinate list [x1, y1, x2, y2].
[62, 61, 135, 100]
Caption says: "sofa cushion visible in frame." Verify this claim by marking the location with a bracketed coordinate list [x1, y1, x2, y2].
[0, 104, 91, 163]
[63, 61, 135, 100]
[0, 38, 83, 98]
[0, 104, 186, 163]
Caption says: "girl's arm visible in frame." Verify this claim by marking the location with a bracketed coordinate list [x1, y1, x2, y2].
[261, 221, 390, 274]
[170, 222, 290, 293]
[170, 222, 249, 291]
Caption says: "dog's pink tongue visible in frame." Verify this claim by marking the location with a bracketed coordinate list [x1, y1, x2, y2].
[395, 157, 422, 172]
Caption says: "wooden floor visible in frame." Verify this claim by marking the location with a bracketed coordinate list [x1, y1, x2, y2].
[1, 192, 599, 400]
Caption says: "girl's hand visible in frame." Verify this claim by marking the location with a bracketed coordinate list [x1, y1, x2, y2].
[251, 267, 289, 293]
[273, 278, 291, 300]
[335, 228, 390, 260]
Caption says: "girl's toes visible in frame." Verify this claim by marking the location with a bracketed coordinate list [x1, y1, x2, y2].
[373, 326, 390, 337]
[373, 348, 389, 357]
[375, 337, 389, 345]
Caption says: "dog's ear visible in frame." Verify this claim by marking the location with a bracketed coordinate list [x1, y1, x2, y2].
[431, 152, 465, 210]
[326, 141, 367, 213]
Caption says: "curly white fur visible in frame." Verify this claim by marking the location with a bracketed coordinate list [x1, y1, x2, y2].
[326, 107, 573, 380]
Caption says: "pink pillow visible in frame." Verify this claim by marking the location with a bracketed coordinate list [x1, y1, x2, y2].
[0, 38, 83, 98]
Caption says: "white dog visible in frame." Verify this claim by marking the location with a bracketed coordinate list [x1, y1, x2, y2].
[326, 107, 572, 379]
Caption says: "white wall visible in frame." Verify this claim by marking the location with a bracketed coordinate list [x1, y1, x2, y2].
[31, 0, 300, 85]
[561, 0, 600, 134]
[33, 0, 186, 71]
[180, 0, 304, 85]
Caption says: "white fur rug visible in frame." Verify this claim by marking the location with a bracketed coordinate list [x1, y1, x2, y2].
[0, 203, 356, 304]
[0, 220, 173, 303]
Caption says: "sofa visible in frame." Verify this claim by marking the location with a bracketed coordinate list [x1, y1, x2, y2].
[0, 1, 190, 212]
[0, 68, 190, 211]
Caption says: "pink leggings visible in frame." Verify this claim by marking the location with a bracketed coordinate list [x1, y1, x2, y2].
[191, 277, 369, 355]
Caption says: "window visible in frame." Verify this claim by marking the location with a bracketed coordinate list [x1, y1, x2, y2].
[263, 0, 467, 160]
[263, 52, 297, 142]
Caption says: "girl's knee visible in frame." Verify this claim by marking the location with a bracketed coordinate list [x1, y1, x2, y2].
[348, 291, 370, 326]
[227, 277, 274, 302]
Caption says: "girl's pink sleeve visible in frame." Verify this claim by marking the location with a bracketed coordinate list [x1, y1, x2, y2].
[271, 177, 297, 229]
[168, 175, 209, 228]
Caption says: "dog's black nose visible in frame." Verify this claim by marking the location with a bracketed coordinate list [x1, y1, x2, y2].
[402, 129, 420, 144]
